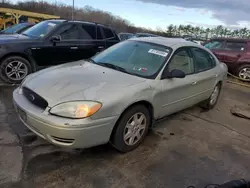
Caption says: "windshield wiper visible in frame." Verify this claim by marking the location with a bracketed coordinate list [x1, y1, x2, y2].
[87, 60, 137, 76]
[21, 33, 29, 37]
[86, 58, 96, 64]
[98, 62, 130, 74]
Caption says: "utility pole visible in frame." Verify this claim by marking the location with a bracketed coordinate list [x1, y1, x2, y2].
[54, 0, 57, 14]
[72, 0, 75, 21]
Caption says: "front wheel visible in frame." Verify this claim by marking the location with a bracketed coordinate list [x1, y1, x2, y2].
[110, 105, 151, 153]
[0, 56, 32, 84]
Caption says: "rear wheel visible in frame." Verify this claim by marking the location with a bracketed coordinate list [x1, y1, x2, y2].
[0, 56, 32, 84]
[201, 83, 221, 109]
[237, 64, 250, 81]
[111, 105, 151, 153]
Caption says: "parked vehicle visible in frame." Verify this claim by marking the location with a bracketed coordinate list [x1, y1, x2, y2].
[0, 19, 120, 84]
[118, 32, 134, 41]
[13, 37, 227, 153]
[204, 38, 250, 81]
[0, 22, 35, 35]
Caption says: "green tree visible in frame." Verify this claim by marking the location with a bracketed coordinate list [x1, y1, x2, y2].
[167, 24, 174, 36]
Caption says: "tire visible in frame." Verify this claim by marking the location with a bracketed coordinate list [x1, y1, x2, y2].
[201, 83, 221, 109]
[236, 64, 250, 81]
[0, 56, 32, 84]
[111, 105, 151, 153]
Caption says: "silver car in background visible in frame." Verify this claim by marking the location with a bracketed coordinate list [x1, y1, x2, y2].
[13, 37, 227, 153]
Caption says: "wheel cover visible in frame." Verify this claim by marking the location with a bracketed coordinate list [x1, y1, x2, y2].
[4, 60, 28, 81]
[210, 85, 219, 105]
[239, 68, 250, 81]
[123, 112, 147, 146]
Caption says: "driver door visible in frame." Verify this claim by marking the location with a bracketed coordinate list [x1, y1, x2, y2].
[157, 47, 200, 118]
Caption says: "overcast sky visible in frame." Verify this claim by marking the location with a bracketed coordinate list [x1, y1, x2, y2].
[9, 0, 250, 30]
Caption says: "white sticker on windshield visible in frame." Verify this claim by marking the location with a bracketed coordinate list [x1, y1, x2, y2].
[48, 22, 56, 27]
[148, 49, 168, 57]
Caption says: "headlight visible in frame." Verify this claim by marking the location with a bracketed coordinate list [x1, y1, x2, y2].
[49, 101, 102, 119]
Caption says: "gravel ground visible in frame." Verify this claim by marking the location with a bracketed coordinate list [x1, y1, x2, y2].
[0, 82, 250, 188]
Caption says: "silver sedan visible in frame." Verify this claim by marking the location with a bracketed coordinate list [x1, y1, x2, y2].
[13, 37, 228, 152]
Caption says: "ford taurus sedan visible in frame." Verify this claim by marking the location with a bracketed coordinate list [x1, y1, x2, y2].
[13, 37, 228, 152]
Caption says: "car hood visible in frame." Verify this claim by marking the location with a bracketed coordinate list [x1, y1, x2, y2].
[23, 61, 146, 107]
[0, 34, 33, 44]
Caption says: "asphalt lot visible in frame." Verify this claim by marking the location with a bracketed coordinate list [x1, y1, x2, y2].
[0, 82, 250, 188]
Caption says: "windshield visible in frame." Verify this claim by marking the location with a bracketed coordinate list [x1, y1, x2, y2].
[1, 23, 27, 34]
[22, 21, 61, 38]
[91, 40, 171, 79]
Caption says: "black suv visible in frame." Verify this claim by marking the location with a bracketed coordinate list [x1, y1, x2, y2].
[0, 20, 120, 84]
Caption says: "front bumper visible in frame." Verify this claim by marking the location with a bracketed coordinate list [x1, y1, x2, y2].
[13, 88, 119, 149]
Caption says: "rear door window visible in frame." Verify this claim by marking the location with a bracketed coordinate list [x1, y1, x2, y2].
[97, 26, 103, 39]
[81, 24, 96, 39]
[56, 24, 80, 40]
[191, 47, 216, 72]
[224, 41, 246, 51]
[102, 27, 115, 39]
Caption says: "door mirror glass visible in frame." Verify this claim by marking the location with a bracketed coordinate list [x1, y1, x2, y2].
[50, 35, 61, 42]
[162, 69, 185, 79]
[170, 69, 185, 78]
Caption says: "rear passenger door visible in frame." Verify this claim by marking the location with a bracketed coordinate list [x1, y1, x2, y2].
[190, 47, 218, 101]
[76, 23, 105, 60]
[101, 26, 120, 48]
[48, 23, 81, 64]
[222, 40, 246, 70]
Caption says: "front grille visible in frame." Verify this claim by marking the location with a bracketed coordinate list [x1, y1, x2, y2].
[50, 136, 75, 144]
[23, 87, 48, 109]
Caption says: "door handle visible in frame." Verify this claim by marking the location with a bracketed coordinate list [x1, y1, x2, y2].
[191, 81, 197, 86]
[98, 46, 104, 49]
[70, 47, 78, 49]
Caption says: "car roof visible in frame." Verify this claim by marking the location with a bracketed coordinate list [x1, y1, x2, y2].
[119, 32, 134, 35]
[136, 32, 156, 35]
[68, 20, 113, 28]
[129, 37, 202, 49]
[46, 19, 116, 31]
[46, 19, 66, 22]
[210, 37, 250, 42]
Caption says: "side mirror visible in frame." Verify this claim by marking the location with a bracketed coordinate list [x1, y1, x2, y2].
[171, 69, 185, 78]
[162, 69, 185, 79]
[50, 35, 61, 42]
